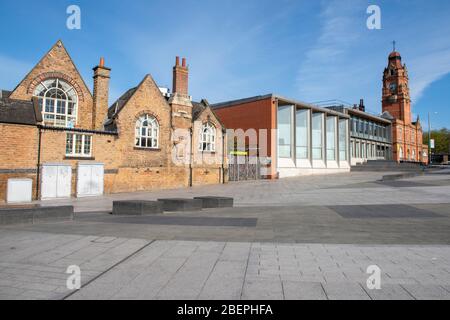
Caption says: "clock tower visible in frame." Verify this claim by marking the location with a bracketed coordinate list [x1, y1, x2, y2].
[380, 45, 428, 164]
[382, 49, 412, 125]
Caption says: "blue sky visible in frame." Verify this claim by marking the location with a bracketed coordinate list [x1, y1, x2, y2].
[0, 0, 449, 129]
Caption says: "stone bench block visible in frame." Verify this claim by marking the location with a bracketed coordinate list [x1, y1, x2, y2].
[0, 205, 74, 225]
[157, 198, 203, 212]
[194, 196, 234, 208]
[112, 201, 163, 216]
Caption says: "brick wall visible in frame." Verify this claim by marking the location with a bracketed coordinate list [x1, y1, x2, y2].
[0, 123, 39, 201]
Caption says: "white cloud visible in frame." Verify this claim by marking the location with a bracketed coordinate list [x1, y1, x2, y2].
[408, 48, 450, 105]
[296, 0, 368, 104]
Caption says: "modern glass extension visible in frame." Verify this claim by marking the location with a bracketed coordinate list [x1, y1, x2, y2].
[349, 115, 392, 164]
[276, 101, 350, 177]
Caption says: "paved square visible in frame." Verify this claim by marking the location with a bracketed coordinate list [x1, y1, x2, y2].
[1, 170, 450, 300]
[329, 204, 443, 219]
[1, 231, 449, 300]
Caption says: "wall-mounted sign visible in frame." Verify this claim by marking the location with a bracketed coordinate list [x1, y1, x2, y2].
[230, 151, 248, 156]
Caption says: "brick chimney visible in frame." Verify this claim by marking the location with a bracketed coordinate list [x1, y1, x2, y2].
[169, 56, 193, 130]
[359, 99, 365, 112]
[172, 56, 189, 96]
[92, 57, 111, 130]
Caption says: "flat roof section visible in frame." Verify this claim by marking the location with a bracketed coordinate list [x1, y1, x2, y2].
[211, 94, 349, 118]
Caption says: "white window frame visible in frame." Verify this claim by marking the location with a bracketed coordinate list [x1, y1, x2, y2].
[34, 78, 78, 128]
[135, 114, 159, 149]
[199, 122, 216, 152]
[66, 133, 92, 157]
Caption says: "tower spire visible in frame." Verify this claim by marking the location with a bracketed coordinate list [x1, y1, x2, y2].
[392, 40, 396, 52]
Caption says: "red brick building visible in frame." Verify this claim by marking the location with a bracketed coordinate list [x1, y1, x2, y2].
[0, 40, 226, 203]
[382, 50, 428, 163]
[212, 95, 351, 179]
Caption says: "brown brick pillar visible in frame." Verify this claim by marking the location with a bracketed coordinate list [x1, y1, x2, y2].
[92, 57, 111, 131]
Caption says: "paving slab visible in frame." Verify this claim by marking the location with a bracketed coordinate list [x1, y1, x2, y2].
[322, 282, 371, 300]
[365, 284, 415, 300]
[282, 281, 327, 300]
[401, 284, 450, 300]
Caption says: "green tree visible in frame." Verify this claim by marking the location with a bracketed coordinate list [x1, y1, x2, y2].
[423, 128, 450, 154]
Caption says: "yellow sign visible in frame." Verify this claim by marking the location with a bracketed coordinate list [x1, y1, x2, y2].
[230, 151, 248, 156]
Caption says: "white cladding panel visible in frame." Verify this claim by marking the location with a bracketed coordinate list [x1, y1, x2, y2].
[7, 179, 33, 203]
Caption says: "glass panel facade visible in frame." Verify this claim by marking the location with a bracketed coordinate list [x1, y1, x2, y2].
[339, 119, 347, 161]
[277, 106, 292, 158]
[326, 117, 336, 160]
[312, 113, 323, 160]
[296, 109, 309, 160]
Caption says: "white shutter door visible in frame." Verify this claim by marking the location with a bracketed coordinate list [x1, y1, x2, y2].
[77, 163, 104, 197]
[41, 165, 58, 199]
[90, 164, 104, 196]
[77, 164, 92, 197]
[57, 165, 72, 198]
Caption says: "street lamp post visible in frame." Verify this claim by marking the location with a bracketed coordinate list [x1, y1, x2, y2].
[428, 112, 431, 165]
[428, 112, 438, 165]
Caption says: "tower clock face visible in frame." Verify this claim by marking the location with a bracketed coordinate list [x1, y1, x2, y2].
[389, 83, 397, 93]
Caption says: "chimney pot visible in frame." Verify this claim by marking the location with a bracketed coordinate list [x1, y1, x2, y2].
[99, 57, 105, 67]
[175, 56, 180, 66]
[172, 57, 189, 95]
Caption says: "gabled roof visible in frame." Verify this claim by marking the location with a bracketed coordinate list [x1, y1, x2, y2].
[192, 99, 226, 128]
[107, 87, 137, 118]
[105, 74, 171, 131]
[10, 40, 93, 100]
[0, 97, 42, 125]
[192, 100, 206, 120]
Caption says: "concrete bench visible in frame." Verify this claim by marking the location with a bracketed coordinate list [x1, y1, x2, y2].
[194, 196, 234, 208]
[157, 198, 203, 212]
[0, 205, 74, 225]
[112, 201, 163, 216]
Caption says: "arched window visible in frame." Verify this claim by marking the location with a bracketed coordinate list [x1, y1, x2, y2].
[135, 114, 159, 149]
[199, 122, 216, 152]
[33, 79, 78, 127]
[399, 147, 404, 160]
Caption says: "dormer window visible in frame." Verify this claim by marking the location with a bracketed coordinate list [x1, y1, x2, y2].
[33, 79, 78, 127]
